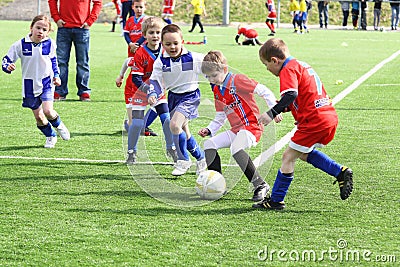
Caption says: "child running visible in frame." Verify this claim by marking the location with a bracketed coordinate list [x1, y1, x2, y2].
[199, 50, 283, 201]
[116, 17, 176, 164]
[265, 0, 277, 36]
[254, 38, 353, 210]
[2, 15, 70, 148]
[148, 24, 206, 176]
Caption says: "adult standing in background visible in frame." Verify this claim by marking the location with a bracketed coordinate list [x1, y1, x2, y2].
[188, 0, 207, 33]
[390, 0, 400, 30]
[340, 1, 350, 29]
[317, 1, 329, 29]
[121, 0, 134, 28]
[48, 0, 102, 102]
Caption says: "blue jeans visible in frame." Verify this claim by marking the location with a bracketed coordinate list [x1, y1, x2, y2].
[56, 27, 90, 97]
[391, 6, 400, 28]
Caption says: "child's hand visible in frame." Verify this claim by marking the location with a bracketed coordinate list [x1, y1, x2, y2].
[198, 128, 210, 138]
[53, 77, 61, 86]
[6, 63, 16, 72]
[129, 42, 139, 53]
[148, 95, 157, 105]
[116, 76, 123, 87]
[274, 114, 283, 123]
[258, 112, 273, 126]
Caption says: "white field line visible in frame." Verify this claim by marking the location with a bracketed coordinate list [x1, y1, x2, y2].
[253, 50, 400, 168]
[1, 50, 399, 166]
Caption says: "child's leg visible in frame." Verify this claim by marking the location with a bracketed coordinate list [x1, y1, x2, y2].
[143, 108, 157, 130]
[127, 109, 145, 153]
[170, 111, 190, 161]
[203, 131, 233, 174]
[302, 149, 342, 177]
[184, 124, 204, 161]
[155, 103, 174, 150]
[42, 100, 70, 140]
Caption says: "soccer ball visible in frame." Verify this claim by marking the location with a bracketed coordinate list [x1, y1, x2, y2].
[195, 170, 226, 200]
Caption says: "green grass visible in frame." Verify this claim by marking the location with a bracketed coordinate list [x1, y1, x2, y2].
[1, 21, 399, 266]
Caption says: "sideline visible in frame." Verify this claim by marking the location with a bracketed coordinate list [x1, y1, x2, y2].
[1, 50, 399, 165]
[253, 49, 400, 167]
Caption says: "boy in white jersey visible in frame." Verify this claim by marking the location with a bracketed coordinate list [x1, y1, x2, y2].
[2, 15, 70, 148]
[148, 24, 206, 176]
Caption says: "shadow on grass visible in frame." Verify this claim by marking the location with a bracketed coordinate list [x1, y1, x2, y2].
[48, 190, 148, 198]
[0, 145, 42, 151]
[69, 131, 122, 137]
[0, 173, 132, 181]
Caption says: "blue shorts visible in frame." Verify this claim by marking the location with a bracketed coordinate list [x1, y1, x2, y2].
[168, 89, 200, 120]
[22, 85, 54, 110]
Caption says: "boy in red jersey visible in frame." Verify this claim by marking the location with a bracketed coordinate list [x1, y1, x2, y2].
[235, 25, 262, 46]
[123, 0, 147, 57]
[162, 0, 175, 24]
[117, 17, 176, 164]
[265, 0, 277, 36]
[199, 50, 282, 202]
[254, 38, 353, 210]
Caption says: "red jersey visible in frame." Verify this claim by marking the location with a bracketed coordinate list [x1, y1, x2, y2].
[237, 27, 258, 39]
[212, 73, 263, 141]
[279, 57, 338, 131]
[48, 0, 102, 28]
[130, 45, 159, 85]
[124, 15, 146, 43]
[163, 0, 175, 14]
[266, 0, 277, 18]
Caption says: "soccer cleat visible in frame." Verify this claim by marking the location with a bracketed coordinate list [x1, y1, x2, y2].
[126, 151, 137, 165]
[142, 127, 157, 136]
[44, 136, 57, 148]
[79, 93, 91, 102]
[166, 148, 178, 163]
[252, 196, 285, 210]
[172, 160, 192, 176]
[56, 122, 70, 140]
[196, 158, 207, 175]
[268, 32, 275, 36]
[252, 183, 270, 202]
[334, 166, 353, 200]
[54, 92, 66, 101]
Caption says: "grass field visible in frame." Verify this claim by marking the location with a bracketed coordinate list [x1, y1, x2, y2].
[1, 21, 399, 266]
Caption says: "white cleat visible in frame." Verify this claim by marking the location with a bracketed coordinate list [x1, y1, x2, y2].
[44, 136, 57, 148]
[196, 158, 207, 175]
[56, 122, 70, 140]
[172, 160, 192, 176]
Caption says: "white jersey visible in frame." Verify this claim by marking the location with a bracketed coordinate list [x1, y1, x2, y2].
[2, 34, 59, 98]
[149, 47, 204, 96]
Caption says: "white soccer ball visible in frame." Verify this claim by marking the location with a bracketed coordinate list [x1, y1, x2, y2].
[195, 170, 226, 200]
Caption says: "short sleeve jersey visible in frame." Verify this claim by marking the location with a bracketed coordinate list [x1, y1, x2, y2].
[212, 73, 263, 141]
[124, 15, 145, 43]
[237, 27, 258, 39]
[279, 58, 338, 130]
[130, 44, 160, 86]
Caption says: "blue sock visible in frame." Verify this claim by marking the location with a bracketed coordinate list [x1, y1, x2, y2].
[127, 118, 144, 152]
[37, 123, 56, 137]
[271, 169, 293, 202]
[144, 109, 157, 128]
[307, 149, 342, 177]
[159, 113, 174, 149]
[48, 115, 61, 128]
[164, 18, 172, 24]
[173, 132, 189, 160]
[186, 135, 204, 160]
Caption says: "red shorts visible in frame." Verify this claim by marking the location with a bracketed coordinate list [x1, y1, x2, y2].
[124, 74, 147, 107]
[267, 12, 277, 20]
[289, 124, 337, 153]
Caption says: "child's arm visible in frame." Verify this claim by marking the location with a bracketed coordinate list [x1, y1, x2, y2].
[259, 91, 297, 125]
[2, 55, 16, 73]
[254, 83, 283, 123]
[2, 42, 20, 74]
[115, 58, 131, 87]
[198, 111, 226, 137]
[148, 59, 164, 105]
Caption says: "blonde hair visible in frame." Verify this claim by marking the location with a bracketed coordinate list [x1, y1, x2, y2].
[31, 15, 52, 32]
[201, 50, 227, 74]
[259, 38, 290, 62]
[142, 16, 164, 35]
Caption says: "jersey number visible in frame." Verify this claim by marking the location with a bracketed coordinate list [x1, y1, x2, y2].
[307, 68, 322, 95]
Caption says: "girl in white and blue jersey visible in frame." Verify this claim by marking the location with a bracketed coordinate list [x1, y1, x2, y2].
[2, 15, 70, 148]
[148, 24, 206, 176]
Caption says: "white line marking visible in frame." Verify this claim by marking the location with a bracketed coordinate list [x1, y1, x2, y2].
[253, 50, 400, 168]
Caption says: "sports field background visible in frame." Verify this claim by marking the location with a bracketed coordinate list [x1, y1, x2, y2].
[0, 21, 399, 266]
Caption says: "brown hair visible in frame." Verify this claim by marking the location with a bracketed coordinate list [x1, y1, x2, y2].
[142, 16, 164, 35]
[201, 50, 227, 74]
[161, 24, 182, 41]
[259, 38, 289, 62]
[30, 15, 52, 32]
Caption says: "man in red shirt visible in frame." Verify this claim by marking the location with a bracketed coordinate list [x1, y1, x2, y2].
[254, 38, 353, 210]
[48, 0, 102, 101]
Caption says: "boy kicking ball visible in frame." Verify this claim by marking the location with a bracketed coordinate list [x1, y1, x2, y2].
[254, 38, 353, 210]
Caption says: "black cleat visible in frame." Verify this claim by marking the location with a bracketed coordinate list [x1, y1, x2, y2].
[252, 183, 270, 202]
[334, 166, 353, 200]
[126, 151, 137, 165]
[252, 196, 285, 210]
[142, 127, 158, 136]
